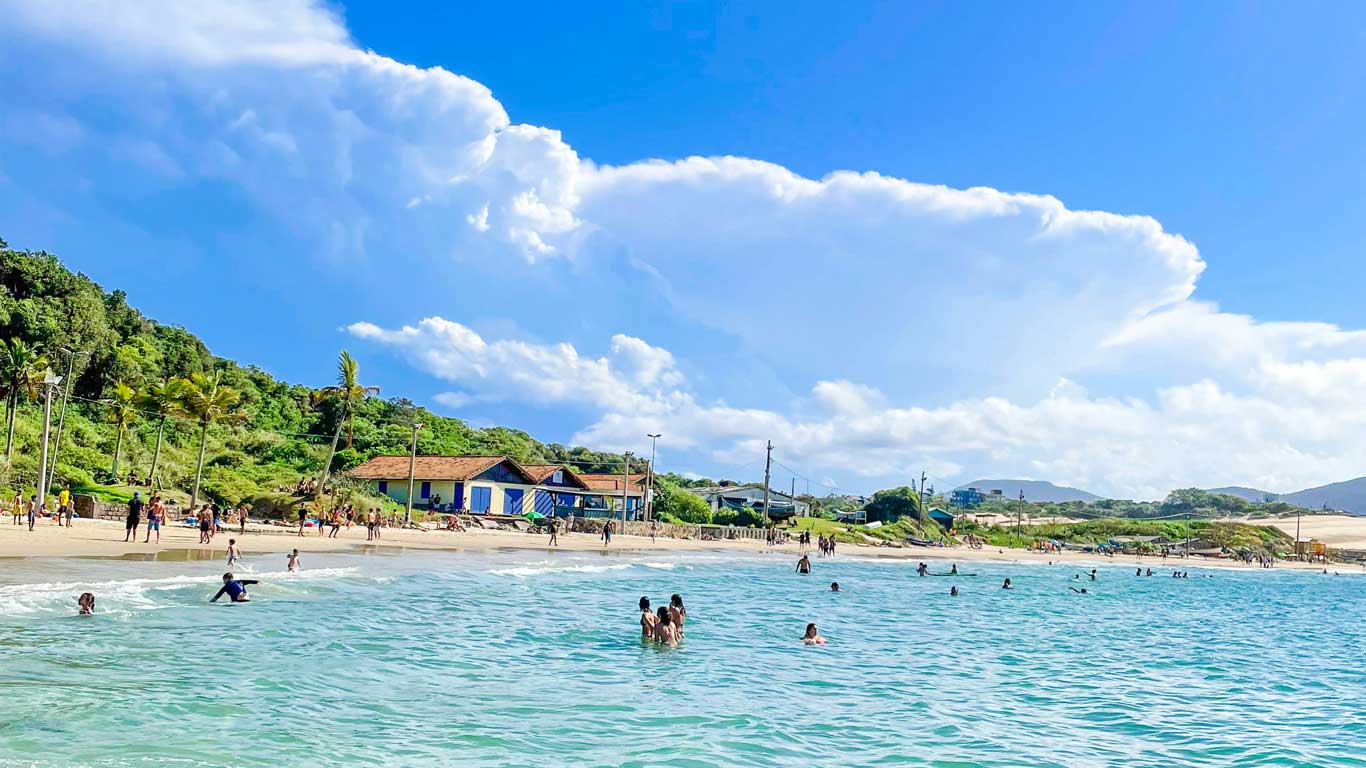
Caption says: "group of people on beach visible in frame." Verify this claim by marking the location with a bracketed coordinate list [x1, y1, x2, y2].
[638, 594, 686, 647]
[794, 530, 837, 556]
[10, 484, 75, 530]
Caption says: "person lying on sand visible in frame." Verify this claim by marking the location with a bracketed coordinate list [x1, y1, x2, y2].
[211, 573, 260, 603]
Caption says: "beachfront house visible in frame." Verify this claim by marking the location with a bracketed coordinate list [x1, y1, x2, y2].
[576, 473, 648, 519]
[927, 507, 957, 531]
[518, 464, 593, 517]
[348, 455, 545, 515]
[686, 484, 811, 520]
[950, 487, 1004, 508]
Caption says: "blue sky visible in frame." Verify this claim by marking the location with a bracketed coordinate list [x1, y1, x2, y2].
[3, 0, 1366, 499]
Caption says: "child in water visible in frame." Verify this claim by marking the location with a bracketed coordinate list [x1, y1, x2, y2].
[802, 623, 827, 645]
[211, 573, 260, 603]
[227, 539, 241, 567]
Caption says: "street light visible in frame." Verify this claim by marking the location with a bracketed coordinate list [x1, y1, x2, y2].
[645, 433, 661, 522]
[46, 347, 88, 491]
[36, 369, 62, 510]
[621, 450, 633, 533]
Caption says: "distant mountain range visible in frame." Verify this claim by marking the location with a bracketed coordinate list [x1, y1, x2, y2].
[952, 479, 1102, 503]
[1205, 477, 1366, 515]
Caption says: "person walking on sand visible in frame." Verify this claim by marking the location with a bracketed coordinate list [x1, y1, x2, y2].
[197, 505, 212, 544]
[602, 520, 613, 547]
[124, 492, 143, 541]
[27, 494, 38, 531]
[238, 503, 249, 534]
[11, 490, 22, 525]
[297, 508, 307, 537]
[650, 520, 658, 542]
[548, 517, 559, 547]
[328, 507, 341, 539]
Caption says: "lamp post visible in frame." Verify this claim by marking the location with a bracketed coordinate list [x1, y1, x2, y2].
[404, 422, 422, 525]
[621, 451, 633, 534]
[45, 348, 87, 492]
[36, 369, 62, 511]
[645, 433, 661, 522]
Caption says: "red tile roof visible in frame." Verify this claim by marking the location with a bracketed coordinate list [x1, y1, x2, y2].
[347, 455, 536, 483]
[518, 464, 590, 489]
[578, 473, 648, 494]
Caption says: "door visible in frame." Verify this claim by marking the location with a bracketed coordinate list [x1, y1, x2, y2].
[504, 488, 524, 515]
[471, 486, 492, 514]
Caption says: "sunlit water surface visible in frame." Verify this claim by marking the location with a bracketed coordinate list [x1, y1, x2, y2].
[1, 547, 1364, 767]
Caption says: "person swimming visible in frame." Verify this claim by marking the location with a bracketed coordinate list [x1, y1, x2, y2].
[77, 592, 95, 615]
[211, 573, 260, 603]
[1068, 586, 1089, 594]
[830, 582, 840, 592]
[950, 563, 959, 575]
[950, 585, 959, 597]
[796, 554, 811, 574]
[917, 562, 929, 577]
[639, 596, 658, 639]
[1089, 569, 1097, 581]
[1002, 578, 1013, 590]
[802, 623, 826, 645]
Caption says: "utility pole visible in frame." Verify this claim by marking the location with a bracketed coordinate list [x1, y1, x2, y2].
[1295, 507, 1302, 561]
[1016, 490, 1024, 546]
[36, 370, 61, 510]
[761, 440, 773, 524]
[646, 433, 661, 522]
[790, 477, 797, 518]
[621, 451, 633, 533]
[404, 422, 422, 525]
[46, 348, 85, 492]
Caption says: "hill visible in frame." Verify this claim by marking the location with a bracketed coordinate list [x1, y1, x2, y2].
[1279, 477, 1366, 516]
[0, 237, 639, 513]
[953, 479, 1101, 503]
[1205, 486, 1279, 503]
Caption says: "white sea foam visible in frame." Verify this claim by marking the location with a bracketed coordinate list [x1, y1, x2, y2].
[0, 567, 359, 616]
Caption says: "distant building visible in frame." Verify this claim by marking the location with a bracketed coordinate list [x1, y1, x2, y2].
[575, 473, 648, 519]
[927, 507, 956, 530]
[950, 487, 1004, 508]
[687, 485, 811, 519]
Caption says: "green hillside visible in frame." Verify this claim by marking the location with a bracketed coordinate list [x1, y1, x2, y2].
[0, 237, 638, 515]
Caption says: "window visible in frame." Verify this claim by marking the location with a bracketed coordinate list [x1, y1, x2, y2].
[552, 470, 563, 484]
[377, 481, 388, 494]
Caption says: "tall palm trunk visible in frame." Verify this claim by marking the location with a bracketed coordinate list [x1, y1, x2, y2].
[4, 391, 16, 459]
[190, 422, 209, 510]
[316, 403, 346, 497]
[111, 427, 124, 478]
[148, 417, 166, 491]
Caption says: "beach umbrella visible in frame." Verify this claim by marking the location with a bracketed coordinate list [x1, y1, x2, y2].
[524, 510, 546, 521]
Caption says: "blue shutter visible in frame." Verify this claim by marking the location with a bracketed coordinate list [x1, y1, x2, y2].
[377, 480, 388, 494]
[420, 481, 431, 499]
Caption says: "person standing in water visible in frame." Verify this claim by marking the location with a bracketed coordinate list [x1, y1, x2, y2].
[669, 594, 686, 633]
[227, 538, 242, 567]
[830, 582, 841, 592]
[639, 597, 658, 639]
[950, 585, 960, 596]
[77, 593, 95, 615]
[1002, 578, 1013, 590]
[796, 554, 811, 574]
[802, 623, 827, 645]
[287, 549, 301, 573]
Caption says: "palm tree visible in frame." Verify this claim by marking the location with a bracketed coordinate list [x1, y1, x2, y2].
[138, 378, 186, 491]
[106, 380, 138, 479]
[314, 350, 378, 496]
[174, 370, 245, 510]
[0, 338, 50, 460]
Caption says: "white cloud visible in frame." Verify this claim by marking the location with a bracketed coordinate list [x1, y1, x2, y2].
[11, 0, 1366, 498]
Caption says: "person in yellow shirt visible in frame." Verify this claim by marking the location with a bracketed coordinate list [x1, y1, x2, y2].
[58, 484, 72, 527]
[10, 491, 21, 526]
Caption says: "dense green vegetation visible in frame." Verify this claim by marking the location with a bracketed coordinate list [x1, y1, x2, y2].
[0, 239, 639, 514]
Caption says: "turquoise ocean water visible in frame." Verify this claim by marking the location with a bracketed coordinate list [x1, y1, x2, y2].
[1, 548, 1364, 767]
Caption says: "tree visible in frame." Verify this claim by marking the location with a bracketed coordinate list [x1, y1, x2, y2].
[653, 480, 712, 524]
[138, 378, 185, 489]
[174, 370, 244, 509]
[314, 350, 378, 495]
[106, 380, 138, 478]
[864, 486, 923, 524]
[0, 337, 49, 460]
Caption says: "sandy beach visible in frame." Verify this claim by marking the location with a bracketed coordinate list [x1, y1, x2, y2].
[3, 516, 1358, 573]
